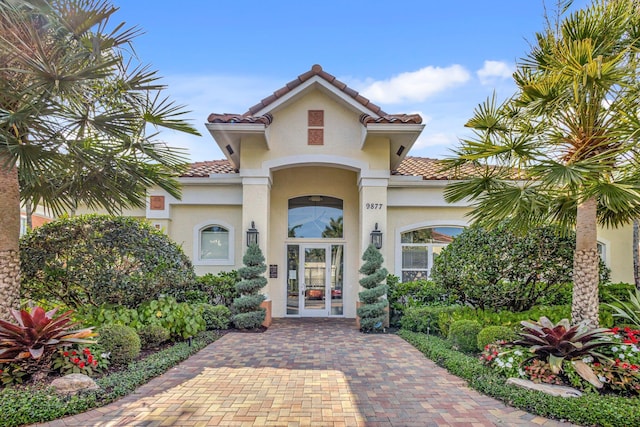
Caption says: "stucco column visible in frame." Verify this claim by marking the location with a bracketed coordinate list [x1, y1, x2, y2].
[242, 176, 271, 298]
[358, 177, 389, 270]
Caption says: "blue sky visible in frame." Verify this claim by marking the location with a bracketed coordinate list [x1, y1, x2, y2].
[111, 0, 590, 163]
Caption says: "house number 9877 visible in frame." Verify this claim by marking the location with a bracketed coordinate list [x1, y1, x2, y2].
[366, 203, 383, 210]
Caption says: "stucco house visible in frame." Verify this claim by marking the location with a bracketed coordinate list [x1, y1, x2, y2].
[102, 64, 634, 320]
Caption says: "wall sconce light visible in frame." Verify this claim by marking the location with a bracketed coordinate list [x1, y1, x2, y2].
[246, 221, 259, 247]
[370, 222, 383, 250]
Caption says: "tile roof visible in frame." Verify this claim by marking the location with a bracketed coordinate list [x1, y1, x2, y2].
[360, 113, 423, 125]
[206, 113, 273, 125]
[206, 64, 422, 125]
[391, 157, 477, 180]
[181, 157, 466, 180]
[181, 160, 237, 177]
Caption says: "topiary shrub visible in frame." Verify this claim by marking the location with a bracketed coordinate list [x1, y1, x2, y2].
[199, 304, 231, 330]
[357, 245, 388, 332]
[137, 324, 170, 349]
[98, 324, 141, 366]
[448, 319, 483, 353]
[476, 325, 518, 351]
[20, 215, 196, 309]
[232, 244, 267, 329]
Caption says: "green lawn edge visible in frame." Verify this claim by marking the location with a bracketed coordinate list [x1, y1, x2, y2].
[0, 330, 223, 427]
[398, 330, 640, 427]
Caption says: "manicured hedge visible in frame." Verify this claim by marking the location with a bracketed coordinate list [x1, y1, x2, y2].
[398, 330, 640, 427]
[0, 331, 222, 427]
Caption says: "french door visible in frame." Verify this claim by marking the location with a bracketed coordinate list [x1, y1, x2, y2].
[286, 244, 343, 317]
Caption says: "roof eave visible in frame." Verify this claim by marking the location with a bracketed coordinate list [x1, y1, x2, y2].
[205, 123, 269, 169]
[363, 123, 426, 170]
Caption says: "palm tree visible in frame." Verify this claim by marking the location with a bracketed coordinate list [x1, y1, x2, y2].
[443, 0, 640, 327]
[0, 0, 200, 321]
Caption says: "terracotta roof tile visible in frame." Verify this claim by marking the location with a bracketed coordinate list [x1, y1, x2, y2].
[181, 157, 471, 180]
[392, 157, 471, 180]
[181, 160, 237, 177]
[360, 114, 423, 125]
[243, 64, 388, 117]
[207, 113, 273, 125]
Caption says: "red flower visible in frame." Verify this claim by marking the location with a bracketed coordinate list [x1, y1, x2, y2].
[92, 361, 98, 367]
[78, 362, 85, 369]
[73, 358, 80, 364]
[71, 350, 77, 356]
[83, 348, 91, 355]
[63, 351, 69, 357]
[87, 355, 93, 363]
[611, 327, 620, 333]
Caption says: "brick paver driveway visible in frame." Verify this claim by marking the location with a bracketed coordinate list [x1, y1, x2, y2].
[35, 318, 574, 426]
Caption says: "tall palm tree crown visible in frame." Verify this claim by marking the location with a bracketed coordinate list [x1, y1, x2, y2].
[0, 0, 200, 321]
[443, 0, 640, 327]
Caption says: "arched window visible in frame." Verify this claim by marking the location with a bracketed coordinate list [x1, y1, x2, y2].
[288, 196, 343, 239]
[194, 221, 234, 265]
[400, 226, 464, 282]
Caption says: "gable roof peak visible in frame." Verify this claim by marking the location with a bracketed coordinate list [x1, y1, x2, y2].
[244, 63, 387, 117]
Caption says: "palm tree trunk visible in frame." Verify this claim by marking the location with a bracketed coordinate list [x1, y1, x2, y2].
[0, 159, 21, 322]
[572, 196, 600, 327]
[634, 220, 640, 290]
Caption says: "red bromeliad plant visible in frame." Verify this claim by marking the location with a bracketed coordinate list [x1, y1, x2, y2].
[514, 316, 611, 385]
[0, 307, 96, 374]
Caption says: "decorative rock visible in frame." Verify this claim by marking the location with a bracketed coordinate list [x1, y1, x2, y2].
[50, 373, 99, 395]
[506, 378, 583, 398]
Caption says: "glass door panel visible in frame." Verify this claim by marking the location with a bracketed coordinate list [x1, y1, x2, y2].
[286, 245, 299, 315]
[330, 245, 343, 315]
[303, 247, 327, 313]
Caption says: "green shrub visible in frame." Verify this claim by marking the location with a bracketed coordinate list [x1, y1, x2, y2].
[601, 282, 636, 304]
[431, 222, 610, 312]
[98, 324, 141, 366]
[199, 304, 231, 330]
[400, 305, 461, 335]
[476, 326, 518, 351]
[232, 245, 267, 330]
[357, 245, 388, 332]
[137, 324, 170, 349]
[137, 297, 206, 339]
[194, 272, 240, 307]
[448, 320, 483, 353]
[20, 215, 196, 309]
[387, 278, 454, 324]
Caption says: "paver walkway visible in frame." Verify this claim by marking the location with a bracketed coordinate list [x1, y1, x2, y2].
[35, 318, 574, 427]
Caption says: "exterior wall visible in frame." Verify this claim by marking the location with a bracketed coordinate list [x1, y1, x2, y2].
[269, 166, 359, 318]
[240, 89, 390, 172]
[168, 204, 243, 276]
[598, 224, 633, 284]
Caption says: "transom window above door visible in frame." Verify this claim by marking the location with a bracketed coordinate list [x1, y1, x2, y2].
[288, 196, 343, 239]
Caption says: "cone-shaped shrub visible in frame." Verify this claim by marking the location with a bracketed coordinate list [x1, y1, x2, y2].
[357, 244, 388, 331]
[232, 244, 267, 329]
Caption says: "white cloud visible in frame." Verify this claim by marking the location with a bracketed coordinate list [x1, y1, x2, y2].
[358, 65, 471, 104]
[477, 60, 514, 85]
